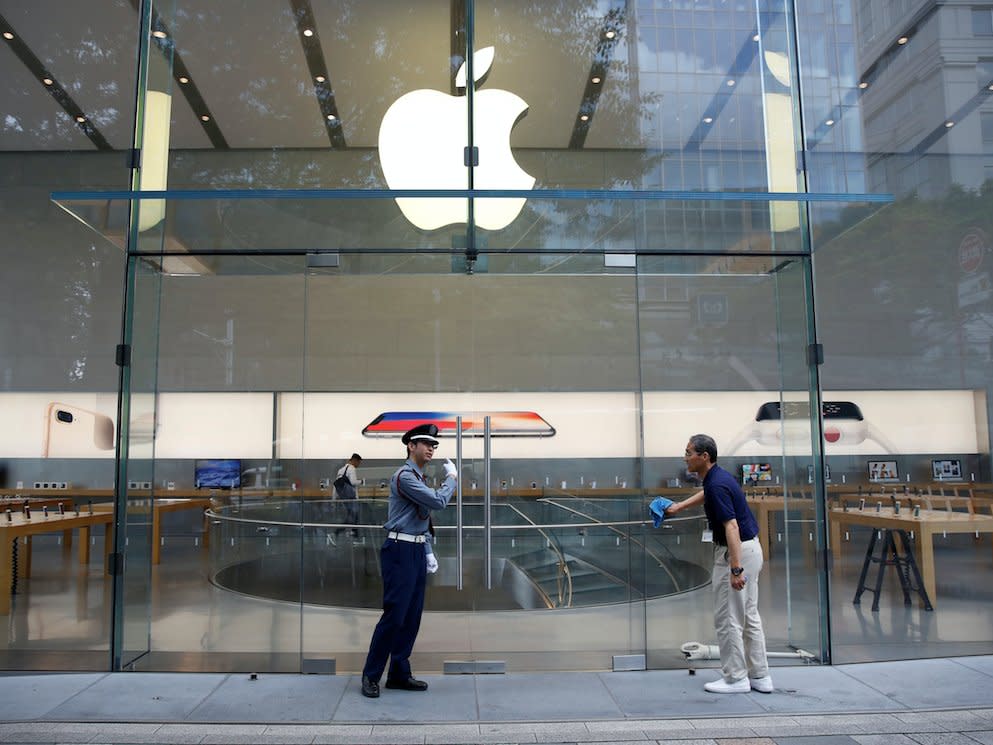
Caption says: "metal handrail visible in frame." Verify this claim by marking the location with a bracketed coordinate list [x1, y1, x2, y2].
[539, 498, 686, 592]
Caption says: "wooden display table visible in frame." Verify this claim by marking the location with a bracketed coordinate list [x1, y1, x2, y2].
[0, 510, 114, 614]
[829, 505, 993, 608]
[92, 497, 213, 564]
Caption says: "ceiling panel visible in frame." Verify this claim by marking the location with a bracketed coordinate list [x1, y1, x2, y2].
[0, 41, 96, 150]
[169, 0, 331, 149]
[1, 0, 138, 150]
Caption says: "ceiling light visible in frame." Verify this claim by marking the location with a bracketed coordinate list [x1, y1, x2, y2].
[591, 76, 601, 84]
[178, 76, 189, 84]
[604, 30, 615, 40]
[2, 31, 13, 40]
[200, 114, 210, 122]
[825, 119, 834, 126]
[303, 28, 314, 37]
[326, 113, 337, 121]
[580, 114, 589, 122]
[703, 117, 713, 123]
[858, 81, 869, 89]
[42, 77, 53, 86]
[897, 36, 908, 45]
[726, 79, 736, 86]
[315, 75, 325, 83]
[75, 115, 86, 123]
[753, 34, 760, 42]
[945, 120, 954, 128]
[152, 30, 167, 39]
[988, 84, 993, 91]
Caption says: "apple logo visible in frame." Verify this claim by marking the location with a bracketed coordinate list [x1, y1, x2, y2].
[378, 47, 535, 231]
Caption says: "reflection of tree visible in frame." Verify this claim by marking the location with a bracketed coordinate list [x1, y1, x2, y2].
[813, 181, 993, 387]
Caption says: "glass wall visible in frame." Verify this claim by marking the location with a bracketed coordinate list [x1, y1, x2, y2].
[797, 1, 993, 662]
[1, 0, 991, 673]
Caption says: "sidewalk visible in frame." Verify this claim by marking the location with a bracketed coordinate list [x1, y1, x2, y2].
[1, 656, 992, 744]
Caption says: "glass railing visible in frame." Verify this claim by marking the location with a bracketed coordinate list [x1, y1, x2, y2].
[205, 494, 710, 611]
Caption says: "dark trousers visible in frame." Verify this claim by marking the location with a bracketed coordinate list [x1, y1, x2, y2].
[362, 538, 426, 682]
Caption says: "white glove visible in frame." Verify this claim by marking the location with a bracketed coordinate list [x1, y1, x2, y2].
[426, 552, 439, 574]
[443, 458, 458, 479]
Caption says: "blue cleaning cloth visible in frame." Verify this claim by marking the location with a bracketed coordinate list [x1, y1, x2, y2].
[649, 496, 674, 528]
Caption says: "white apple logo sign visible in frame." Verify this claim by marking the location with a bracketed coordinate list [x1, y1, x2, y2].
[378, 47, 535, 231]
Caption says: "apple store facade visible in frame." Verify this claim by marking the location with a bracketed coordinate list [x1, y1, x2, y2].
[1, 0, 993, 673]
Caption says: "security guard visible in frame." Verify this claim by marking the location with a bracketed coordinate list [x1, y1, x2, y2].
[361, 423, 457, 698]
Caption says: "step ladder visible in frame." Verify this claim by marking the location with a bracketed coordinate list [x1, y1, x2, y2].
[853, 528, 933, 611]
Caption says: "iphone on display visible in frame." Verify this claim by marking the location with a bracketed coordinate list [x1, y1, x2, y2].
[362, 411, 556, 438]
[41, 402, 116, 457]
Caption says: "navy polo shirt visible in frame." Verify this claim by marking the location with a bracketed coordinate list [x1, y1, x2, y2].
[702, 464, 759, 546]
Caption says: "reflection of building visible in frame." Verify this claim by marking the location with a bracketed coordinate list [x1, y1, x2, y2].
[1, 1, 992, 676]
[855, 2, 993, 197]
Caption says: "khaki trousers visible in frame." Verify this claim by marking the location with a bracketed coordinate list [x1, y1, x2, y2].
[712, 537, 769, 683]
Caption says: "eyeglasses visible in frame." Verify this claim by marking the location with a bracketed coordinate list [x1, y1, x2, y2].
[420, 441, 438, 449]
[684, 449, 700, 456]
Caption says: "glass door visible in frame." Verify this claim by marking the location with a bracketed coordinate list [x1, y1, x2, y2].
[639, 253, 827, 667]
[300, 251, 654, 672]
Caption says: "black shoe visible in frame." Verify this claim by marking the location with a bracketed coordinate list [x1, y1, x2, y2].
[385, 677, 428, 691]
[361, 675, 380, 698]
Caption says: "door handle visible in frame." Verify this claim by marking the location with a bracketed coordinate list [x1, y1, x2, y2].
[484, 415, 492, 590]
[456, 416, 463, 591]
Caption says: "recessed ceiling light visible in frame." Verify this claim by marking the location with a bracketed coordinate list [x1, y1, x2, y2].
[315, 75, 325, 83]
[858, 81, 869, 89]
[825, 119, 834, 126]
[200, 114, 210, 122]
[703, 117, 713, 124]
[580, 114, 589, 122]
[897, 36, 908, 45]
[303, 28, 314, 37]
[178, 76, 189, 84]
[326, 113, 337, 121]
[726, 79, 736, 86]
[2, 31, 14, 40]
[42, 77, 53, 86]
[604, 30, 615, 40]
[152, 30, 167, 39]
[75, 115, 86, 123]
[988, 84, 993, 91]
[753, 34, 760, 42]
[945, 120, 954, 128]
[591, 76, 601, 84]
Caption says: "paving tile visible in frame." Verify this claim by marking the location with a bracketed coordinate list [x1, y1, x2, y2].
[480, 723, 590, 736]
[598, 671, 765, 720]
[653, 740, 719, 745]
[585, 720, 696, 733]
[333, 675, 478, 722]
[836, 659, 993, 710]
[904, 734, 986, 745]
[742, 666, 905, 716]
[190, 673, 347, 722]
[963, 731, 993, 745]
[892, 710, 987, 729]
[0, 730, 93, 743]
[768, 737, 859, 744]
[947, 656, 993, 678]
[0, 673, 106, 720]
[476, 674, 622, 721]
[45, 673, 227, 721]
[851, 736, 919, 745]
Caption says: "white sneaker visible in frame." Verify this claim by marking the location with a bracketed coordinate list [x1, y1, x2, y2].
[749, 675, 774, 693]
[704, 677, 750, 693]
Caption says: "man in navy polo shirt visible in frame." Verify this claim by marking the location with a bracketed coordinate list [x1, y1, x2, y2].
[665, 433, 773, 694]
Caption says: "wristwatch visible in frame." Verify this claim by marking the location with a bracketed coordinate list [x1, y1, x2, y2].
[723, 400, 897, 455]
[730, 566, 744, 576]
